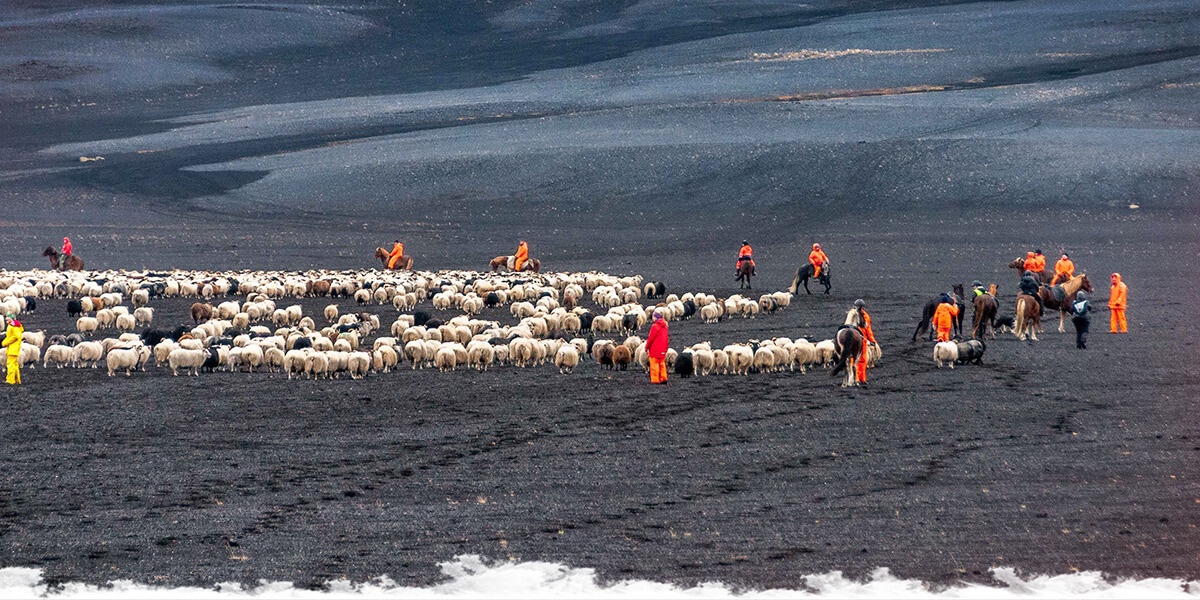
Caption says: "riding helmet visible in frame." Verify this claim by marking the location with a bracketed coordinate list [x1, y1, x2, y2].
[854, 299, 865, 308]
[972, 280, 983, 287]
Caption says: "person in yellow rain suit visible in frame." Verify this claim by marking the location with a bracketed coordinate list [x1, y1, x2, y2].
[2, 314, 23, 385]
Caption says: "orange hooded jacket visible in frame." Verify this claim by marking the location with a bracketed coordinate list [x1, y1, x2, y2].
[1108, 273, 1127, 309]
[514, 242, 529, 271]
[932, 302, 959, 330]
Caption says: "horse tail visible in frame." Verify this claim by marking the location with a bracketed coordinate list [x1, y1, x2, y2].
[788, 268, 801, 295]
[830, 329, 854, 377]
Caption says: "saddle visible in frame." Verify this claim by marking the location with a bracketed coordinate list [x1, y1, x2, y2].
[1051, 285, 1066, 303]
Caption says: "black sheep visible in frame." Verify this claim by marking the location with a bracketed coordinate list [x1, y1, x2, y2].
[411, 311, 431, 327]
[674, 351, 695, 378]
[67, 299, 83, 317]
[484, 292, 500, 308]
[578, 312, 595, 332]
[681, 300, 696, 320]
[201, 349, 221, 372]
[23, 297, 36, 313]
[622, 313, 639, 333]
[291, 337, 313, 350]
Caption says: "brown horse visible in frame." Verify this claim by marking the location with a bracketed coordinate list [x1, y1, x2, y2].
[972, 291, 999, 339]
[43, 247, 84, 271]
[489, 255, 540, 273]
[1038, 273, 1093, 333]
[830, 324, 864, 387]
[374, 247, 413, 270]
[735, 260, 754, 289]
[1014, 294, 1041, 341]
[1008, 257, 1053, 284]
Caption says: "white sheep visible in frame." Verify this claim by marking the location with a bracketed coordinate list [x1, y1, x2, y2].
[167, 348, 206, 376]
[815, 340, 836, 367]
[284, 349, 309, 379]
[134, 307, 154, 327]
[554, 345, 580, 374]
[372, 346, 400, 373]
[263, 347, 286, 372]
[71, 341, 104, 368]
[435, 346, 458, 371]
[131, 289, 150, 308]
[106, 345, 143, 377]
[324, 304, 339, 322]
[934, 341, 958, 368]
[76, 316, 99, 336]
[18, 345, 40, 370]
[466, 341, 494, 371]
[305, 352, 331, 379]
[348, 352, 372, 379]
[42, 344, 73, 369]
[21, 331, 45, 349]
[115, 313, 136, 332]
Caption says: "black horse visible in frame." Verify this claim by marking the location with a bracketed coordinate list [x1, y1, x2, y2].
[735, 261, 754, 289]
[788, 263, 831, 295]
[912, 283, 965, 342]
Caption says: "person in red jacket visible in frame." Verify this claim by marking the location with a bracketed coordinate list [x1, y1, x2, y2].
[852, 299, 877, 385]
[932, 293, 959, 342]
[60, 237, 73, 270]
[645, 311, 669, 384]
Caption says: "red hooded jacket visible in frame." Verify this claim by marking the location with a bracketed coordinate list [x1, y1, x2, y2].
[645, 318, 669, 359]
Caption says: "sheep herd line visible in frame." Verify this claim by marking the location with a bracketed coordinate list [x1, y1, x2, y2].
[0, 267, 881, 382]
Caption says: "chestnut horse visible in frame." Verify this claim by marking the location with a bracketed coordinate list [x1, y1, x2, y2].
[43, 247, 84, 271]
[972, 291, 998, 339]
[1038, 273, 1094, 333]
[735, 260, 753, 289]
[374, 247, 413, 270]
[1013, 294, 1041, 341]
[1008, 257, 1053, 284]
[490, 255, 540, 273]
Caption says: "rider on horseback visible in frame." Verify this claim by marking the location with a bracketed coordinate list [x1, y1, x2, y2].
[513, 240, 529, 272]
[386, 240, 404, 269]
[736, 240, 755, 276]
[60, 237, 72, 270]
[1019, 270, 1044, 316]
[1051, 253, 1074, 285]
[852, 299, 876, 385]
[971, 280, 986, 297]
[809, 243, 828, 279]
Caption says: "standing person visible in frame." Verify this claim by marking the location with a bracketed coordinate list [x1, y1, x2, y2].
[645, 311, 669, 384]
[932, 293, 959, 342]
[386, 240, 405, 269]
[1070, 291, 1091, 349]
[513, 240, 529, 272]
[1051, 253, 1075, 285]
[60, 237, 73, 270]
[736, 240, 755, 276]
[808, 243, 828, 278]
[852, 299, 877, 385]
[2, 314, 23, 385]
[1108, 272, 1128, 333]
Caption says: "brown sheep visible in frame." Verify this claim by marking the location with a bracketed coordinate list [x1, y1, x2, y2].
[191, 302, 213, 324]
[613, 345, 632, 371]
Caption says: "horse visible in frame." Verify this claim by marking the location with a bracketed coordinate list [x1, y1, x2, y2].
[1013, 294, 1041, 341]
[373, 247, 413, 270]
[1007, 257, 1053, 284]
[830, 318, 864, 388]
[490, 255, 540, 273]
[911, 283, 965, 342]
[971, 291, 999, 339]
[43, 247, 84, 271]
[735, 261, 754, 289]
[788, 263, 831, 295]
[1037, 273, 1094, 333]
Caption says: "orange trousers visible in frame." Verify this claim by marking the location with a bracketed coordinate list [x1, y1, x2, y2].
[1110, 309, 1127, 333]
[649, 356, 667, 384]
[856, 343, 869, 383]
[936, 327, 951, 342]
[387, 254, 401, 268]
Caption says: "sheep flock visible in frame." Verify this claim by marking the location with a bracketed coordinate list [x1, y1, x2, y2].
[0, 267, 886, 382]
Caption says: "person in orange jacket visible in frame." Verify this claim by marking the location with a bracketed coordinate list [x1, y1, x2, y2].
[1051, 252, 1074, 285]
[852, 299, 876, 384]
[386, 240, 404, 269]
[932, 293, 959, 342]
[809, 243, 828, 278]
[645, 311, 669, 384]
[513, 240, 529, 272]
[1032, 249, 1046, 273]
[1108, 272, 1128, 333]
[736, 240, 755, 275]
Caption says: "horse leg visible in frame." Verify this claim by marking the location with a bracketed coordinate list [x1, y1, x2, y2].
[1058, 310, 1066, 334]
[802, 278, 811, 294]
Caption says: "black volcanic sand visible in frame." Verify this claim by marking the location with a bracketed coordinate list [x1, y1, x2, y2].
[0, 0, 1199, 591]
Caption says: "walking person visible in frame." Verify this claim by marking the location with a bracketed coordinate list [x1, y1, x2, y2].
[1108, 273, 1128, 333]
[852, 299, 877, 385]
[2, 313, 23, 385]
[932, 293, 959, 342]
[1069, 292, 1090, 349]
[645, 311, 669, 384]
